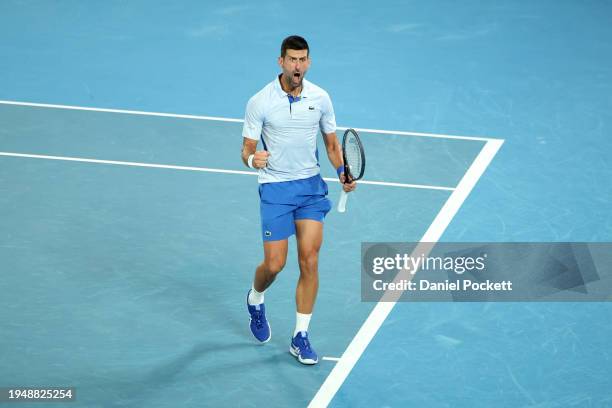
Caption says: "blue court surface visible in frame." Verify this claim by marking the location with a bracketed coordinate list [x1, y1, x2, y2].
[1, 2, 611, 408]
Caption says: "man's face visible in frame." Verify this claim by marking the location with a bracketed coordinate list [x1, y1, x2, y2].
[278, 49, 310, 89]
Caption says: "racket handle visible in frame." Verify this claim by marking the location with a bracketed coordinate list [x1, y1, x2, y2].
[337, 190, 348, 213]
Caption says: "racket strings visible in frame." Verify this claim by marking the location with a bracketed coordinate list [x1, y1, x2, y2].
[345, 137, 363, 176]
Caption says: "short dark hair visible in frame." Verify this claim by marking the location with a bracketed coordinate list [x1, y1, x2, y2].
[280, 35, 309, 57]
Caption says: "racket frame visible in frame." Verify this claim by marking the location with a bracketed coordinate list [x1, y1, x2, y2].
[341, 128, 366, 183]
[338, 128, 365, 213]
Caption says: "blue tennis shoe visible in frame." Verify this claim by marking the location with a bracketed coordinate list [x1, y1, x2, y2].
[247, 290, 271, 343]
[290, 331, 318, 365]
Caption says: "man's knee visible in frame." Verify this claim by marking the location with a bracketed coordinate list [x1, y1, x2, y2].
[298, 250, 319, 273]
[265, 256, 286, 275]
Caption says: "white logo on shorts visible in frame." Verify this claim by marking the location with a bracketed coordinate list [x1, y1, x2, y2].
[265, 231, 272, 237]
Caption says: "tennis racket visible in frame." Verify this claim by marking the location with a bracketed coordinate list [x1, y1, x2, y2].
[337, 128, 366, 213]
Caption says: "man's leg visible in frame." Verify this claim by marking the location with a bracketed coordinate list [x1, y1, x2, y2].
[253, 239, 288, 294]
[295, 219, 323, 314]
[290, 219, 323, 364]
[247, 239, 288, 343]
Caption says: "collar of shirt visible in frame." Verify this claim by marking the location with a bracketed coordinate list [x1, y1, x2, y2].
[274, 74, 311, 99]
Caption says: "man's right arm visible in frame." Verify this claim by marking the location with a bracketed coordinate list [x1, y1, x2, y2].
[242, 95, 270, 169]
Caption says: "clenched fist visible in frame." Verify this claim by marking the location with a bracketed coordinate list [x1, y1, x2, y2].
[252, 151, 270, 169]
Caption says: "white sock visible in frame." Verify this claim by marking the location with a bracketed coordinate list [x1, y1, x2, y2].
[248, 285, 264, 305]
[294, 312, 312, 337]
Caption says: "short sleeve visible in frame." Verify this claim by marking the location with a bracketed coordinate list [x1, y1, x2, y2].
[242, 96, 263, 140]
[319, 92, 336, 135]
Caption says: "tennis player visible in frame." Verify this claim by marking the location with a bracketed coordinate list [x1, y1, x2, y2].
[241, 35, 356, 365]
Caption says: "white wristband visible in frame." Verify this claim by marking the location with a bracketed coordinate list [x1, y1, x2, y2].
[247, 154, 255, 169]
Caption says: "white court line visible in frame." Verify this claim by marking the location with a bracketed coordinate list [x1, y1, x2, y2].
[357, 179, 453, 191]
[308, 139, 504, 408]
[322, 357, 341, 362]
[0, 100, 244, 123]
[0, 152, 455, 191]
[0, 152, 255, 176]
[0, 99, 500, 142]
[335, 126, 493, 142]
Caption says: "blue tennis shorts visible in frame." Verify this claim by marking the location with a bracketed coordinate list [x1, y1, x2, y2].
[259, 174, 332, 241]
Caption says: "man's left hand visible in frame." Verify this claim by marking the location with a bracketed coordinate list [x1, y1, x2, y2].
[339, 173, 357, 193]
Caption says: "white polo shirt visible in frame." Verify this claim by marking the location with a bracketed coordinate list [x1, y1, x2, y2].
[242, 75, 336, 184]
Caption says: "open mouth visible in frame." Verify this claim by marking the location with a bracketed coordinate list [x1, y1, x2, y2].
[293, 72, 301, 81]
